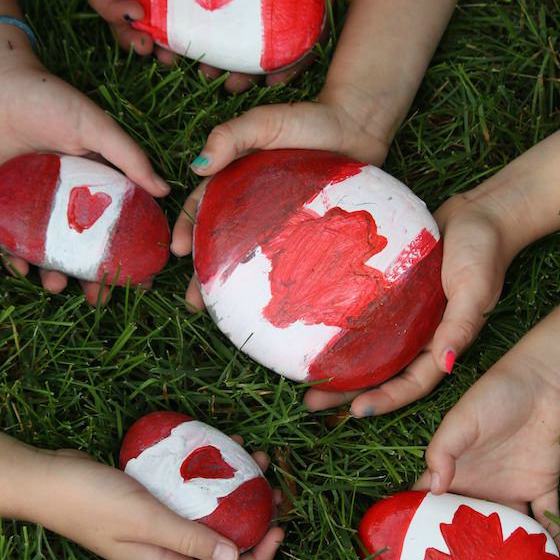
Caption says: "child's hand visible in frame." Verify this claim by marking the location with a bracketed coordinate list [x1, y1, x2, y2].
[171, 96, 393, 309]
[305, 188, 512, 415]
[0, 44, 169, 304]
[413, 306, 560, 534]
[3, 435, 283, 560]
[88, 0, 316, 93]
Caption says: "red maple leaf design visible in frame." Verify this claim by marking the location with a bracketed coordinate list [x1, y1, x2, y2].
[424, 505, 559, 560]
[261, 207, 388, 329]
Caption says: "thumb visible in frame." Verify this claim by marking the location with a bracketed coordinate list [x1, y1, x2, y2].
[191, 102, 345, 176]
[421, 406, 479, 495]
[432, 282, 494, 375]
[142, 504, 239, 560]
[80, 101, 170, 197]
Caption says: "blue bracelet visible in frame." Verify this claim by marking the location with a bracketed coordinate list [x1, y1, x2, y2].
[0, 16, 37, 49]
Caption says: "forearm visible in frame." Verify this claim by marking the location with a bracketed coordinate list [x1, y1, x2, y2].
[0, 0, 21, 17]
[465, 130, 560, 257]
[0, 433, 43, 520]
[320, 0, 456, 143]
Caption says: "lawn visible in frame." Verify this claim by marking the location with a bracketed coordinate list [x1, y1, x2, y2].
[1, 0, 559, 558]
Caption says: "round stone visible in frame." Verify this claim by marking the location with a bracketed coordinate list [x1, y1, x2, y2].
[193, 149, 446, 392]
[132, 0, 325, 74]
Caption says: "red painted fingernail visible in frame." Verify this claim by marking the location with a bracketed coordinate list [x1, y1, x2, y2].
[444, 349, 456, 375]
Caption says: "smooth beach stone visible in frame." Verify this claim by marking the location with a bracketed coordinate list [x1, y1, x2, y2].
[133, 0, 325, 74]
[120, 411, 273, 552]
[193, 149, 446, 392]
[358, 491, 559, 559]
[0, 154, 170, 285]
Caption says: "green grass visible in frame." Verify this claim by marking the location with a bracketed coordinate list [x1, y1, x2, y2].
[1, 0, 560, 558]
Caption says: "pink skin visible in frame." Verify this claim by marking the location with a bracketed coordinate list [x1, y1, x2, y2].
[413, 307, 560, 546]
[0, 431, 284, 560]
[0, 19, 168, 305]
[88, 0, 321, 93]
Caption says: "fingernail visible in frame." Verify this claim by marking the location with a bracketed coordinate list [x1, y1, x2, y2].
[153, 175, 171, 195]
[213, 542, 238, 560]
[430, 472, 441, 494]
[191, 153, 211, 170]
[444, 349, 456, 375]
[350, 405, 375, 418]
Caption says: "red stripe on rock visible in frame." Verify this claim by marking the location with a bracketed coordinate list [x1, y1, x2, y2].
[194, 149, 364, 287]
[199, 477, 273, 552]
[0, 153, 60, 265]
[133, 0, 169, 45]
[98, 186, 170, 286]
[260, 0, 325, 71]
[120, 411, 193, 469]
[308, 235, 445, 391]
[359, 491, 427, 559]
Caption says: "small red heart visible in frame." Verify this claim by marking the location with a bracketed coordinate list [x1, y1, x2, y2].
[195, 0, 233, 11]
[181, 445, 236, 481]
[67, 186, 112, 233]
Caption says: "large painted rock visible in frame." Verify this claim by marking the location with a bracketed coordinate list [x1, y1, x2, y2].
[120, 411, 273, 552]
[359, 491, 560, 559]
[132, 0, 325, 74]
[0, 154, 170, 285]
[193, 149, 446, 392]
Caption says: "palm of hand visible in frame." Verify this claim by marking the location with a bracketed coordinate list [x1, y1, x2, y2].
[437, 370, 560, 521]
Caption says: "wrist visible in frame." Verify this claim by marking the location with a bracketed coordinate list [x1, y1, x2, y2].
[318, 83, 394, 165]
[0, 434, 47, 520]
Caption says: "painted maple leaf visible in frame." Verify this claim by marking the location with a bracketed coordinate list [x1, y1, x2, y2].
[424, 505, 559, 560]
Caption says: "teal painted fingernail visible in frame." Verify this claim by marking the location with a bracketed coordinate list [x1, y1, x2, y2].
[192, 154, 210, 169]
[351, 406, 375, 418]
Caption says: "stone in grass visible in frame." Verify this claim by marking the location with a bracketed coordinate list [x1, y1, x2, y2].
[193, 149, 446, 392]
[0, 153, 170, 286]
[120, 411, 274, 552]
[132, 0, 325, 74]
[359, 491, 560, 559]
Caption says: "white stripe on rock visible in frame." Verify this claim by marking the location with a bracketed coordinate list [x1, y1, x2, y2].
[167, 0, 264, 73]
[125, 420, 263, 520]
[43, 156, 130, 281]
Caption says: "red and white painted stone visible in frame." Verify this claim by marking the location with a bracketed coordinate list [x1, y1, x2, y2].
[0, 154, 170, 285]
[120, 412, 273, 552]
[193, 149, 446, 392]
[133, 0, 325, 73]
[359, 491, 559, 559]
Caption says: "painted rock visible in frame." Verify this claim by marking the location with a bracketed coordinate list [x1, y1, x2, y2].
[120, 411, 274, 552]
[193, 149, 446, 392]
[132, 0, 325, 74]
[0, 154, 170, 285]
[359, 491, 560, 559]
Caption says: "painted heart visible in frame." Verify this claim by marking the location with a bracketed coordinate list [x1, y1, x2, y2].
[195, 0, 233, 10]
[67, 186, 112, 233]
[181, 445, 236, 481]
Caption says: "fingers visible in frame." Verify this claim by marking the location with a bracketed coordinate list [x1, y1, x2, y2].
[89, 0, 144, 23]
[80, 102, 170, 197]
[349, 351, 445, 417]
[422, 406, 479, 495]
[251, 451, 270, 473]
[171, 181, 208, 257]
[241, 527, 284, 560]
[431, 286, 491, 374]
[185, 277, 205, 312]
[80, 281, 111, 306]
[532, 491, 560, 534]
[199, 63, 223, 81]
[155, 46, 178, 66]
[2, 254, 29, 277]
[39, 269, 68, 294]
[304, 389, 361, 413]
[141, 507, 239, 560]
[109, 541, 188, 560]
[223, 73, 262, 94]
[190, 102, 343, 177]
